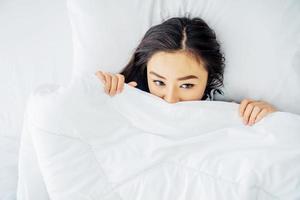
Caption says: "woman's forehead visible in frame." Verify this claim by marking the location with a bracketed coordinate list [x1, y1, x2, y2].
[147, 51, 207, 75]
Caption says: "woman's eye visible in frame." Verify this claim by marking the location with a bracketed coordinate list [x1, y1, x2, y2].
[180, 84, 194, 89]
[153, 80, 194, 89]
[153, 80, 165, 86]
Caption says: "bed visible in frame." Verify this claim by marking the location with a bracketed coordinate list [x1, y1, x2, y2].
[7, 0, 300, 199]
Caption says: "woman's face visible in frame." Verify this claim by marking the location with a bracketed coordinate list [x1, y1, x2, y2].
[147, 51, 208, 103]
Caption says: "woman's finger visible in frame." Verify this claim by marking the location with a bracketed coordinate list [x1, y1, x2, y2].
[248, 106, 261, 126]
[109, 74, 118, 96]
[239, 99, 253, 117]
[116, 74, 125, 93]
[128, 81, 138, 87]
[95, 71, 106, 84]
[102, 72, 111, 94]
[255, 108, 269, 124]
[243, 103, 255, 125]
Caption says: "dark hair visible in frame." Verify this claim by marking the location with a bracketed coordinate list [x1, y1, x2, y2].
[119, 16, 225, 100]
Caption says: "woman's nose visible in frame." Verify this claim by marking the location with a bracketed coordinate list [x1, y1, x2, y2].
[163, 88, 179, 104]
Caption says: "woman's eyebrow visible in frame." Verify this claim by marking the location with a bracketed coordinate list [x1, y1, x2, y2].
[149, 71, 199, 81]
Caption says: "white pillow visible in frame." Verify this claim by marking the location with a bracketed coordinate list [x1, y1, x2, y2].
[67, 0, 300, 114]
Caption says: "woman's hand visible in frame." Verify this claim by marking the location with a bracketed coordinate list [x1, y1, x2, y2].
[239, 99, 277, 126]
[95, 70, 137, 96]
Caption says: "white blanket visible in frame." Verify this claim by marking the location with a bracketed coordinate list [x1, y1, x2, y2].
[19, 74, 300, 200]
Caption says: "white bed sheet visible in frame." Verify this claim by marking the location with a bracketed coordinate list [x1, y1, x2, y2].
[0, 136, 18, 200]
[0, 0, 73, 199]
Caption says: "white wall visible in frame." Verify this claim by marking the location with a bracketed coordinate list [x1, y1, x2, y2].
[0, 0, 73, 199]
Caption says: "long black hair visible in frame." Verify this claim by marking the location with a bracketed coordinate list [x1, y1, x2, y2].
[119, 16, 225, 100]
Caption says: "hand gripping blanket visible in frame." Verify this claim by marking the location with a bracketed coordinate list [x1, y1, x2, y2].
[23, 74, 300, 200]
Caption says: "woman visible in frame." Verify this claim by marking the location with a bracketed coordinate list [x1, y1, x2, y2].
[95, 16, 276, 126]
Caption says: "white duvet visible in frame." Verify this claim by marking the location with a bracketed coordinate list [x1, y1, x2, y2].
[18, 74, 300, 200]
